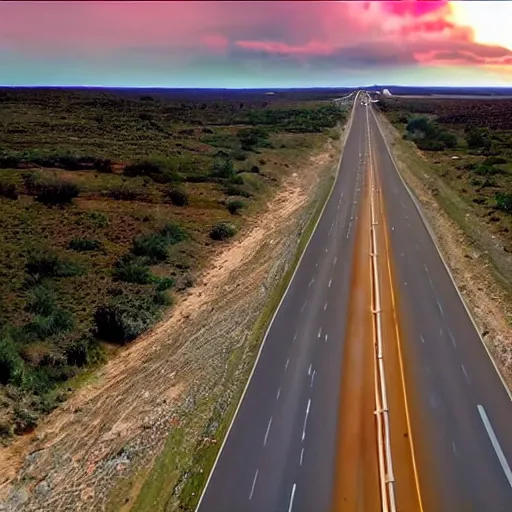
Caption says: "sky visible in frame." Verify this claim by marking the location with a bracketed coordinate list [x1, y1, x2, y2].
[1, 1, 512, 88]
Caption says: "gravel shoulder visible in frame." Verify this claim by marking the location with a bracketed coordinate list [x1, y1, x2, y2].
[0, 125, 346, 511]
[377, 112, 512, 390]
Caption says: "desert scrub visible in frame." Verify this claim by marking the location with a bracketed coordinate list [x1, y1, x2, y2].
[113, 255, 155, 285]
[210, 222, 237, 240]
[168, 188, 189, 206]
[35, 179, 80, 205]
[25, 250, 81, 280]
[68, 238, 101, 252]
[226, 199, 246, 215]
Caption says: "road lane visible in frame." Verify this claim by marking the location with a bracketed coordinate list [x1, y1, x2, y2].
[197, 94, 367, 512]
[370, 105, 512, 512]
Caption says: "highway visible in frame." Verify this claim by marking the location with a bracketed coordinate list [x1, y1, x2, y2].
[195, 92, 512, 512]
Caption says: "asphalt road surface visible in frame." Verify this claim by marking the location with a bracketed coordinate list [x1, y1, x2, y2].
[196, 92, 512, 512]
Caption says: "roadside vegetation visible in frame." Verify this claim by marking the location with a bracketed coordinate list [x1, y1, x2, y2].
[378, 97, 512, 259]
[0, 88, 346, 438]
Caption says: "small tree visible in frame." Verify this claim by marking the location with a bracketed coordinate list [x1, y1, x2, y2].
[227, 199, 246, 215]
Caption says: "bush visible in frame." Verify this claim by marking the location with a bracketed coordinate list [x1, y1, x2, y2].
[0, 182, 18, 199]
[94, 299, 160, 344]
[85, 211, 109, 228]
[26, 284, 56, 316]
[230, 174, 244, 185]
[0, 332, 25, 385]
[23, 309, 75, 340]
[496, 193, 512, 214]
[26, 251, 80, 279]
[156, 277, 175, 291]
[65, 336, 104, 367]
[249, 165, 260, 173]
[132, 233, 169, 262]
[13, 407, 38, 435]
[211, 157, 235, 179]
[225, 184, 252, 198]
[114, 256, 154, 284]
[68, 238, 101, 251]
[108, 184, 139, 201]
[160, 223, 188, 245]
[153, 290, 172, 306]
[474, 165, 502, 176]
[210, 222, 236, 240]
[168, 188, 189, 206]
[231, 149, 248, 161]
[124, 160, 181, 184]
[466, 129, 491, 150]
[36, 179, 79, 205]
[227, 199, 246, 214]
[95, 158, 112, 173]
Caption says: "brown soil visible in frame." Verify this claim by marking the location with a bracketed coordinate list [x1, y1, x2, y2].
[376, 113, 512, 391]
[0, 134, 342, 511]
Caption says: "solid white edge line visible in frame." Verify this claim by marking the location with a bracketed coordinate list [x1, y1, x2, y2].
[370, 106, 512, 402]
[477, 404, 512, 488]
[194, 92, 362, 511]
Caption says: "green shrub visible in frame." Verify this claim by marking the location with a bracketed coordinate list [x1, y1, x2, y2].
[474, 164, 502, 176]
[153, 290, 172, 306]
[114, 256, 154, 284]
[68, 238, 101, 251]
[250, 165, 260, 173]
[132, 233, 169, 262]
[483, 156, 507, 166]
[156, 277, 175, 291]
[160, 223, 188, 245]
[124, 160, 181, 184]
[227, 199, 246, 215]
[231, 149, 248, 161]
[168, 188, 189, 206]
[36, 179, 79, 205]
[65, 336, 104, 367]
[23, 309, 75, 340]
[85, 211, 109, 228]
[0, 332, 25, 385]
[210, 222, 236, 240]
[26, 284, 56, 316]
[0, 183, 18, 199]
[108, 184, 139, 201]
[496, 193, 512, 214]
[237, 127, 270, 151]
[466, 129, 491, 150]
[211, 157, 235, 179]
[26, 251, 80, 279]
[230, 174, 244, 185]
[225, 184, 252, 198]
[13, 407, 38, 435]
[94, 298, 160, 344]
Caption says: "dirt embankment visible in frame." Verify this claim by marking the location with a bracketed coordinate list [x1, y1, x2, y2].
[0, 133, 342, 511]
[377, 113, 512, 390]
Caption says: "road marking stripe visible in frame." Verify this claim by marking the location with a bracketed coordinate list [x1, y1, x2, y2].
[299, 448, 305, 466]
[420, 335, 425, 344]
[324, 302, 328, 311]
[308, 363, 312, 376]
[318, 327, 322, 338]
[436, 299, 444, 317]
[276, 388, 281, 400]
[333, 256, 337, 266]
[328, 279, 332, 288]
[461, 364, 470, 384]
[288, 483, 297, 512]
[324, 334, 328, 343]
[311, 370, 316, 388]
[449, 330, 457, 348]
[263, 417, 272, 447]
[301, 399, 311, 442]
[249, 469, 259, 500]
[301, 300, 308, 312]
[477, 405, 512, 488]
[285, 358, 289, 371]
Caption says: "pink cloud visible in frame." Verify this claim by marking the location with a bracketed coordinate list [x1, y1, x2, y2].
[202, 34, 229, 53]
[236, 40, 335, 57]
